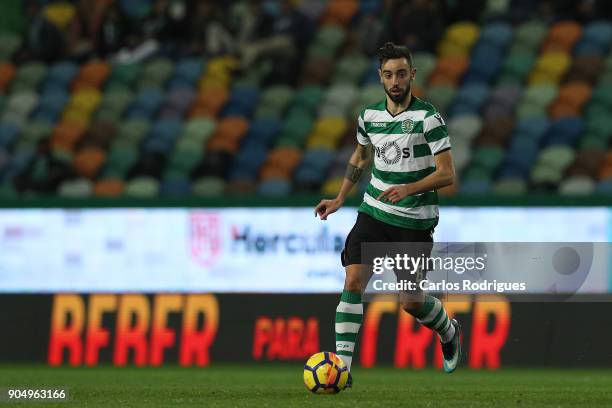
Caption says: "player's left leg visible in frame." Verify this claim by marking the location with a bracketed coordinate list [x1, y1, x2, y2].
[390, 226, 462, 373]
[401, 294, 461, 373]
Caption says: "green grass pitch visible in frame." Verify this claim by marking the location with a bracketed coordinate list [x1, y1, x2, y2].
[0, 365, 611, 407]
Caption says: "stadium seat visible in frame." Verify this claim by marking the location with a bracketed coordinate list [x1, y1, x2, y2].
[124, 176, 160, 197]
[58, 178, 93, 198]
[73, 147, 106, 179]
[93, 179, 124, 197]
[192, 177, 226, 197]
[0, 63, 16, 92]
[493, 178, 527, 195]
[258, 178, 291, 196]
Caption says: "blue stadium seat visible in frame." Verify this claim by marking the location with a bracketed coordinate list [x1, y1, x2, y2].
[242, 118, 281, 147]
[515, 117, 549, 141]
[481, 22, 513, 48]
[459, 179, 491, 194]
[46, 61, 78, 85]
[0, 123, 20, 149]
[160, 176, 191, 196]
[258, 179, 291, 196]
[543, 117, 584, 146]
[574, 39, 606, 57]
[222, 86, 260, 117]
[174, 57, 204, 82]
[232, 145, 268, 175]
[583, 21, 612, 48]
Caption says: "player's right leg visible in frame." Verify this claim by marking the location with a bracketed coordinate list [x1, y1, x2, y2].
[335, 264, 365, 374]
[334, 213, 381, 388]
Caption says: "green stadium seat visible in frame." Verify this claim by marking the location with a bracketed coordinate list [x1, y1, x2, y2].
[326, 83, 359, 110]
[138, 58, 174, 89]
[0, 32, 21, 61]
[0, 182, 18, 198]
[167, 145, 203, 176]
[471, 146, 505, 172]
[313, 25, 346, 53]
[531, 146, 576, 185]
[103, 145, 138, 179]
[11, 62, 46, 92]
[332, 53, 369, 84]
[192, 177, 226, 197]
[579, 134, 608, 150]
[106, 63, 141, 90]
[531, 163, 563, 185]
[351, 85, 384, 118]
[258, 85, 294, 115]
[500, 52, 536, 82]
[516, 102, 547, 119]
[124, 176, 160, 197]
[515, 21, 547, 48]
[493, 178, 528, 195]
[559, 176, 596, 195]
[412, 53, 436, 87]
[117, 119, 150, 145]
[462, 165, 492, 181]
[522, 84, 558, 107]
[183, 118, 216, 143]
[426, 85, 457, 114]
[20, 120, 52, 145]
[58, 178, 93, 197]
[448, 115, 482, 141]
[539, 145, 576, 168]
[293, 85, 324, 114]
[6, 90, 38, 118]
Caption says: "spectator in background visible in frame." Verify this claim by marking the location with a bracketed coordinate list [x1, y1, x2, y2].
[441, 0, 486, 23]
[191, 0, 237, 56]
[237, 0, 314, 84]
[19, 0, 67, 62]
[68, 0, 114, 59]
[237, 0, 293, 67]
[383, 0, 444, 53]
[356, 0, 387, 56]
[14, 138, 75, 195]
[96, 3, 126, 57]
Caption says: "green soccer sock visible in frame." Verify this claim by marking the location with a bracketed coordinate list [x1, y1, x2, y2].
[413, 294, 455, 343]
[335, 290, 363, 371]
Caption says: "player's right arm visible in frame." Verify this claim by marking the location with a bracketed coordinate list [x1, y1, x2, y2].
[315, 143, 372, 220]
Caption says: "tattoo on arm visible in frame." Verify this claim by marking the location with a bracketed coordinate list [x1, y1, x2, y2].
[360, 146, 370, 160]
[345, 164, 364, 183]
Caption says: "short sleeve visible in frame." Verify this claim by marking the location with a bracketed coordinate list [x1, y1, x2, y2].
[356, 112, 370, 146]
[423, 110, 451, 155]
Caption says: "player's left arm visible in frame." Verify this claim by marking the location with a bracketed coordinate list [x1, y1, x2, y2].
[377, 150, 455, 204]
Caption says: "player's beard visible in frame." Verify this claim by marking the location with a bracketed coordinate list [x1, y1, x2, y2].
[384, 82, 411, 104]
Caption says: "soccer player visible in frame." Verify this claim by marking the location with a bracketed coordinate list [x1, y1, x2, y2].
[315, 42, 461, 386]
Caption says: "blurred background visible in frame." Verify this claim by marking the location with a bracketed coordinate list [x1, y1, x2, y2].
[0, 0, 611, 198]
[0, 0, 611, 370]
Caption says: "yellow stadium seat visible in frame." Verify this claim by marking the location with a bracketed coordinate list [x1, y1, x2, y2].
[446, 22, 480, 49]
[44, 2, 76, 30]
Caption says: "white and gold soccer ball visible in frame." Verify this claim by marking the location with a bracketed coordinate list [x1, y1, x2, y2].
[303, 351, 349, 394]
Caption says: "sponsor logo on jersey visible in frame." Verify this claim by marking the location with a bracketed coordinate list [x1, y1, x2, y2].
[370, 122, 386, 127]
[376, 141, 402, 165]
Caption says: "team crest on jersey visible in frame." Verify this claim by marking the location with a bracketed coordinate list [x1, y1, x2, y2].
[401, 119, 414, 133]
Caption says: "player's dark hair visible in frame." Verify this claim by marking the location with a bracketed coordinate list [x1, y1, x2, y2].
[377, 42, 413, 69]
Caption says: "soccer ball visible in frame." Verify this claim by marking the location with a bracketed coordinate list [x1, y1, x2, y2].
[303, 351, 349, 394]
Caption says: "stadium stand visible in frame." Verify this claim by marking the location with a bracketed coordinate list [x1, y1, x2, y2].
[0, 0, 611, 198]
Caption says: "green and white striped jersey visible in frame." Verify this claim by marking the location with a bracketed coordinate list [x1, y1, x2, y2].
[356, 96, 451, 230]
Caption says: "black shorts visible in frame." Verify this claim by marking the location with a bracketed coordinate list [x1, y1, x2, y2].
[341, 212, 434, 267]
